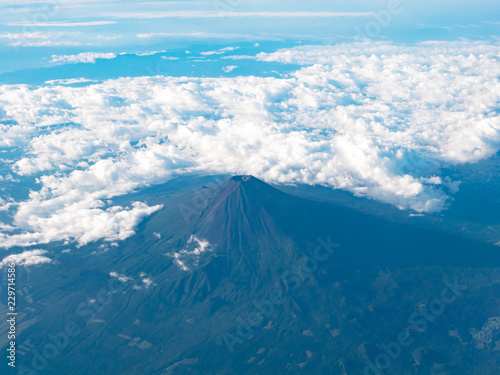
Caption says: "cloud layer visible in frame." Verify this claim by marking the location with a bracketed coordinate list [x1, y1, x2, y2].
[50, 52, 117, 64]
[0, 41, 499, 248]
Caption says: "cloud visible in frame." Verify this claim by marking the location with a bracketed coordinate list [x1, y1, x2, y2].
[10, 40, 85, 47]
[111, 11, 372, 19]
[222, 65, 237, 73]
[132, 274, 156, 290]
[136, 32, 276, 40]
[0, 223, 16, 231]
[0, 31, 85, 47]
[109, 271, 132, 282]
[0, 197, 15, 212]
[45, 78, 98, 85]
[222, 55, 254, 60]
[167, 235, 213, 271]
[0, 249, 51, 267]
[201, 46, 238, 56]
[0, 41, 498, 248]
[133, 51, 166, 56]
[0, 31, 52, 40]
[50, 52, 117, 64]
[7, 21, 117, 27]
[0, 201, 163, 248]
[110, 269, 156, 289]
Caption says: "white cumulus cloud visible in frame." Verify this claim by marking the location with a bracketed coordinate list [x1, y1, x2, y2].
[0, 249, 52, 267]
[201, 47, 238, 56]
[51, 52, 117, 64]
[109, 271, 132, 282]
[167, 235, 214, 271]
[222, 65, 237, 73]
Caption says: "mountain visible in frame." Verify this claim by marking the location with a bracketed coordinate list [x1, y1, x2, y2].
[5, 176, 500, 375]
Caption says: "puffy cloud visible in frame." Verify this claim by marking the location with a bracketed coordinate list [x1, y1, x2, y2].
[109, 271, 132, 282]
[167, 235, 214, 271]
[256, 42, 500, 164]
[0, 223, 16, 231]
[201, 47, 238, 56]
[0, 201, 162, 248]
[0, 249, 51, 267]
[133, 275, 156, 290]
[222, 65, 237, 73]
[0, 41, 498, 248]
[0, 197, 15, 212]
[50, 52, 117, 64]
[110, 270, 156, 290]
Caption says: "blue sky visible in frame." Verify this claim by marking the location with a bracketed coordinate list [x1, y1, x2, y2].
[0, 0, 499, 72]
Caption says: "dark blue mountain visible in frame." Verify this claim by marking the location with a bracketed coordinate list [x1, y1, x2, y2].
[6, 175, 500, 375]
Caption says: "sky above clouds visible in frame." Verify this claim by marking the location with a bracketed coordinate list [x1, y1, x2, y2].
[0, 1, 499, 249]
[0, 0, 499, 71]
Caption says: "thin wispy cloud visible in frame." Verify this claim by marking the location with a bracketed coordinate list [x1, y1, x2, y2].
[0, 31, 53, 40]
[110, 11, 373, 19]
[6, 20, 117, 27]
[9, 40, 85, 46]
[136, 32, 281, 40]
[0, 31, 88, 47]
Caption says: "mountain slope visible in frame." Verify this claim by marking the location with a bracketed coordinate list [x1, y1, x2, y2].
[7, 175, 500, 375]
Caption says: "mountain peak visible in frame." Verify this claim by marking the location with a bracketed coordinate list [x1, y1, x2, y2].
[230, 175, 254, 182]
[177, 175, 288, 251]
[226, 175, 276, 194]
[228, 175, 267, 188]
